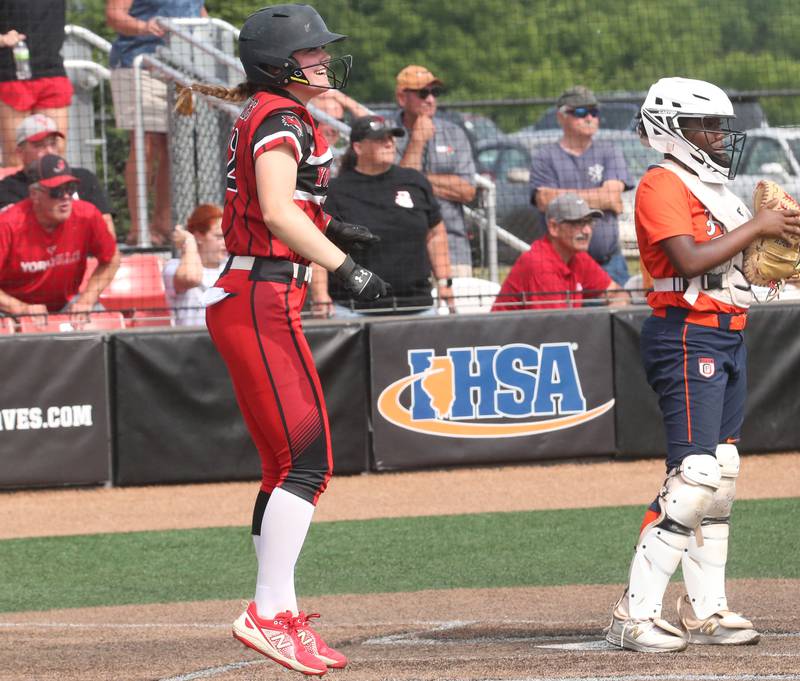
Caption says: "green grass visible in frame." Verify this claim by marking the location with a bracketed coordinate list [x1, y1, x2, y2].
[0, 498, 797, 613]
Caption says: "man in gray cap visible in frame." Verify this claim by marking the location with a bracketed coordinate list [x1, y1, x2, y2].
[492, 193, 628, 311]
[529, 85, 631, 285]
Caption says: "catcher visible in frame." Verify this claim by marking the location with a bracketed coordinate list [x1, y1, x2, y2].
[605, 77, 800, 653]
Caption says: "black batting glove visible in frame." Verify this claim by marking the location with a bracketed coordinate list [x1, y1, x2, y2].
[334, 255, 388, 301]
[327, 217, 380, 253]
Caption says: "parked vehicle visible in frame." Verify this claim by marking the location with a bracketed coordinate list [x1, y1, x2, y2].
[440, 109, 505, 149]
[729, 127, 800, 207]
[476, 129, 662, 261]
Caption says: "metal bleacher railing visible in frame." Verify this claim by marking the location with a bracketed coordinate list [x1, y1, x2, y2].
[63, 18, 512, 280]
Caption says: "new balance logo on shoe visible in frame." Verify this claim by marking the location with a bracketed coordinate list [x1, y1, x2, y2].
[268, 632, 293, 652]
[232, 603, 327, 676]
[700, 620, 718, 636]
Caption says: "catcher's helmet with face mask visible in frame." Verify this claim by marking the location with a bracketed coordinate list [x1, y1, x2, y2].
[238, 4, 351, 90]
[640, 77, 746, 184]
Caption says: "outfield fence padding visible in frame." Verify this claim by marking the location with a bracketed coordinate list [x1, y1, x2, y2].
[0, 334, 111, 488]
[111, 323, 369, 486]
[3, 304, 800, 489]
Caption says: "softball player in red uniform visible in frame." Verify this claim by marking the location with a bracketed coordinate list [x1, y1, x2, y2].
[605, 77, 800, 653]
[177, 4, 386, 675]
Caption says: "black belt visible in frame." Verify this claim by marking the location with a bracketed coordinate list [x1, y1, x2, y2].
[227, 255, 312, 287]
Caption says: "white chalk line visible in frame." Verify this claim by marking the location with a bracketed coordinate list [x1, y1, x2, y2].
[4, 617, 799, 681]
[157, 659, 265, 681]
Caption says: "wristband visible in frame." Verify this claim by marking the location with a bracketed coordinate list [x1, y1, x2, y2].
[437, 277, 453, 288]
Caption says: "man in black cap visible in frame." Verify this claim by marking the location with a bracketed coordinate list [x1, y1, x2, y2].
[529, 85, 632, 285]
[312, 114, 455, 316]
[0, 154, 119, 316]
[493, 193, 628, 311]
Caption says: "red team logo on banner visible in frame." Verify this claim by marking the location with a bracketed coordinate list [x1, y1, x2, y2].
[699, 357, 715, 378]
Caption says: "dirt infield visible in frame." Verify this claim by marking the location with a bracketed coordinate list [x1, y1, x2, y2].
[1, 581, 797, 681]
[1, 453, 799, 680]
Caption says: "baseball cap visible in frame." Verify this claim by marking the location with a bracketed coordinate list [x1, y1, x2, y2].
[557, 85, 598, 109]
[350, 115, 405, 143]
[16, 114, 65, 146]
[396, 64, 443, 91]
[546, 194, 603, 223]
[26, 154, 79, 188]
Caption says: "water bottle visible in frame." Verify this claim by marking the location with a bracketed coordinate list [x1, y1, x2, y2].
[12, 39, 32, 81]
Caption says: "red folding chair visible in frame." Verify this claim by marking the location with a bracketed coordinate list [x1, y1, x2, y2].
[17, 311, 126, 334]
[0, 317, 15, 335]
[128, 309, 175, 328]
[99, 254, 169, 314]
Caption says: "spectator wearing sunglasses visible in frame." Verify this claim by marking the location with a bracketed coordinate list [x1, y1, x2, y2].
[0, 114, 115, 237]
[529, 85, 632, 285]
[393, 64, 476, 277]
[0, 154, 120, 317]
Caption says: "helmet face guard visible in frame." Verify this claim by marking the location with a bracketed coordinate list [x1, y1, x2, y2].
[642, 108, 746, 182]
[287, 54, 352, 90]
[674, 116, 746, 180]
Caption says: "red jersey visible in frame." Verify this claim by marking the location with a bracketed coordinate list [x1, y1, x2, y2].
[636, 166, 744, 315]
[492, 236, 611, 311]
[0, 198, 116, 312]
[222, 91, 333, 263]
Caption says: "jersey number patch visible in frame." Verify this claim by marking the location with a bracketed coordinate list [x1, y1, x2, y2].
[226, 128, 240, 193]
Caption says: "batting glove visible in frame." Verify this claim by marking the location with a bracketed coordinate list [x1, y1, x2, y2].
[334, 255, 388, 301]
[326, 217, 380, 253]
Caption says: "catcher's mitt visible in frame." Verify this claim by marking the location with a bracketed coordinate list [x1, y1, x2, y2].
[742, 180, 800, 286]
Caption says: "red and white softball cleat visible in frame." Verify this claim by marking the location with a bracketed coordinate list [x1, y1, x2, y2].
[292, 612, 348, 668]
[232, 602, 327, 676]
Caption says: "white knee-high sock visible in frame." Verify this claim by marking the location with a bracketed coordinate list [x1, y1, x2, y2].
[254, 487, 315, 618]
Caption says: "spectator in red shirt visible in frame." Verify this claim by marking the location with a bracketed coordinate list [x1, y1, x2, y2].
[0, 154, 120, 316]
[492, 193, 629, 311]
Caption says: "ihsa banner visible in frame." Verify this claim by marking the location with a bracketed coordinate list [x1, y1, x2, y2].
[369, 310, 616, 470]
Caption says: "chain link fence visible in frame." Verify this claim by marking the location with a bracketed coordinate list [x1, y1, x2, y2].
[5, 11, 800, 330]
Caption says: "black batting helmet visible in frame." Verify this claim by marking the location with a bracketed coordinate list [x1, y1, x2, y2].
[238, 4, 350, 89]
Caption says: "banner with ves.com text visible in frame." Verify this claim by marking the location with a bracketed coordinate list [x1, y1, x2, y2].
[369, 310, 616, 470]
[0, 334, 111, 487]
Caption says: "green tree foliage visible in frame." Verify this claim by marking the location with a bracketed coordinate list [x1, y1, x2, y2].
[71, 0, 800, 124]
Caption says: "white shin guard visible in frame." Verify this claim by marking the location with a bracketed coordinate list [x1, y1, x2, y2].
[628, 524, 690, 619]
[682, 521, 730, 619]
[627, 454, 721, 620]
[681, 444, 740, 619]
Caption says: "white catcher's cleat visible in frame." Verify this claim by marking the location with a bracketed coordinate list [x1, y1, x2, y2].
[677, 594, 760, 645]
[605, 594, 687, 653]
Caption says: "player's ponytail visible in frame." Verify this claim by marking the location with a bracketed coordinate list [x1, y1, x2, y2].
[174, 82, 259, 116]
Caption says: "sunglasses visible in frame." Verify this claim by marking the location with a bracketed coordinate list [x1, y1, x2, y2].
[567, 107, 600, 119]
[43, 182, 78, 199]
[408, 86, 443, 99]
